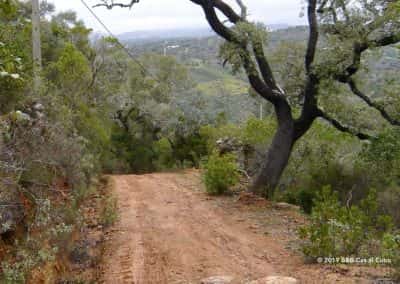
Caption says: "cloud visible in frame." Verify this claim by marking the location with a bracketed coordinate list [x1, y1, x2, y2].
[49, 0, 306, 33]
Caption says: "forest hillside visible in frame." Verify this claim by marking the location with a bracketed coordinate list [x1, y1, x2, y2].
[0, 0, 400, 282]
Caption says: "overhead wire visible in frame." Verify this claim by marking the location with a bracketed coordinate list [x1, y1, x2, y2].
[79, 0, 151, 77]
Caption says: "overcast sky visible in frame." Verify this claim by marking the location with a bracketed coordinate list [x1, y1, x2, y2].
[49, 0, 306, 34]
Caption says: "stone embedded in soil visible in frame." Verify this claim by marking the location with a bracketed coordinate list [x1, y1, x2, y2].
[247, 276, 298, 284]
[273, 202, 300, 211]
[200, 275, 234, 284]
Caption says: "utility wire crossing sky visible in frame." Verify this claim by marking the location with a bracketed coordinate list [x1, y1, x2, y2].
[49, 0, 306, 34]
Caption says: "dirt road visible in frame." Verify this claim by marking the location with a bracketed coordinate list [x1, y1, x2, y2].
[99, 171, 390, 284]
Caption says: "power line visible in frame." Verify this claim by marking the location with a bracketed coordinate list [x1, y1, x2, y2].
[79, 0, 150, 77]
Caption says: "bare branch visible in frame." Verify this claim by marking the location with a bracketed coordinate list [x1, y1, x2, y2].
[93, 0, 139, 9]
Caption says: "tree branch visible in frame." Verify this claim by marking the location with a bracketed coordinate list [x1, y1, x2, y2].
[331, 30, 400, 127]
[198, 1, 239, 43]
[250, 34, 280, 92]
[348, 79, 400, 126]
[93, 0, 139, 9]
[317, 108, 373, 140]
[317, 0, 329, 14]
[294, 0, 321, 139]
[209, 0, 281, 94]
[196, 0, 282, 104]
[96, 0, 284, 104]
[235, 0, 247, 19]
[337, 31, 400, 81]
[240, 51, 281, 103]
[305, 0, 319, 73]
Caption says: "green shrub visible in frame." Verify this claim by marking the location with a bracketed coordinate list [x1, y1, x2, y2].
[359, 128, 400, 186]
[242, 116, 275, 146]
[279, 187, 317, 214]
[1, 246, 59, 284]
[200, 117, 275, 154]
[297, 188, 318, 214]
[382, 232, 400, 280]
[154, 137, 174, 170]
[1, 260, 27, 283]
[299, 186, 394, 261]
[202, 152, 239, 195]
[378, 184, 400, 228]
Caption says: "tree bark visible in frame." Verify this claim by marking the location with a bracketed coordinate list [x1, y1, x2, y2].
[250, 101, 295, 198]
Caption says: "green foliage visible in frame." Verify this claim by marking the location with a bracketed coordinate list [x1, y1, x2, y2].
[100, 195, 118, 227]
[195, 78, 247, 97]
[299, 186, 394, 261]
[154, 137, 174, 169]
[1, 244, 60, 283]
[279, 120, 366, 205]
[1, 262, 29, 284]
[382, 232, 400, 280]
[200, 116, 275, 153]
[219, 22, 268, 74]
[359, 128, 400, 184]
[200, 123, 241, 151]
[278, 188, 310, 211]
[242, 117, 275, 145]
[168, 131, 208, 168]
[300, 187, 363, 258]
[378, 185, 400, 228]
[1, 0, 400, 281]
[75, 103, 111, 157]
[0, 2, 112, 282]
[0, 1, 30, 113]
[2, 256, 29, 283]
[52, 43, 91, 93]
[270, 41, 306, 105]
[0, 1, 18, 19]
[202, 152, 239, 195]
[109, 114, 159, 173]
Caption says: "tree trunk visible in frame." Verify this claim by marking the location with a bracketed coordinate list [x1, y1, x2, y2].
[250, 102, 295, 198]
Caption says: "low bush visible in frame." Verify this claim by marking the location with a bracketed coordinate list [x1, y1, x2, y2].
[0, 103, 97, 282]
[382, 232, 400, 280]
[202, 152, 239, 195]
[378, 185, 400, 228]
[299, 186, 394, 261]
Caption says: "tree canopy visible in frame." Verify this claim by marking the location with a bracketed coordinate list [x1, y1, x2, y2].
[95, 0, 400, 196]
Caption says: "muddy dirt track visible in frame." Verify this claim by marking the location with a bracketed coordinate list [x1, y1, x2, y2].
[99, 171, 391, 284]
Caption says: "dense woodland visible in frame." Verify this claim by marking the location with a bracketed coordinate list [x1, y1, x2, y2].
[0, 0, 400, 282]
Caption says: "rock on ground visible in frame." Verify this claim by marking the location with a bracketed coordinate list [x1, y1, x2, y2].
[247, 276, 298, 284]
[201, 275, 234, 284]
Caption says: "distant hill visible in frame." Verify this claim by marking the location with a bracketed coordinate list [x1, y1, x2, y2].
[118, 24, 291, 42]
[118, 28, 215, 42]
[125, 26, 308, 60]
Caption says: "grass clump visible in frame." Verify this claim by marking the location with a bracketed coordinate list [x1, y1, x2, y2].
[100, 194, 118, 227]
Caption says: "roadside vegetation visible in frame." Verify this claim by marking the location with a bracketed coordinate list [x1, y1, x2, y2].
[1, 0, 400, 281]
